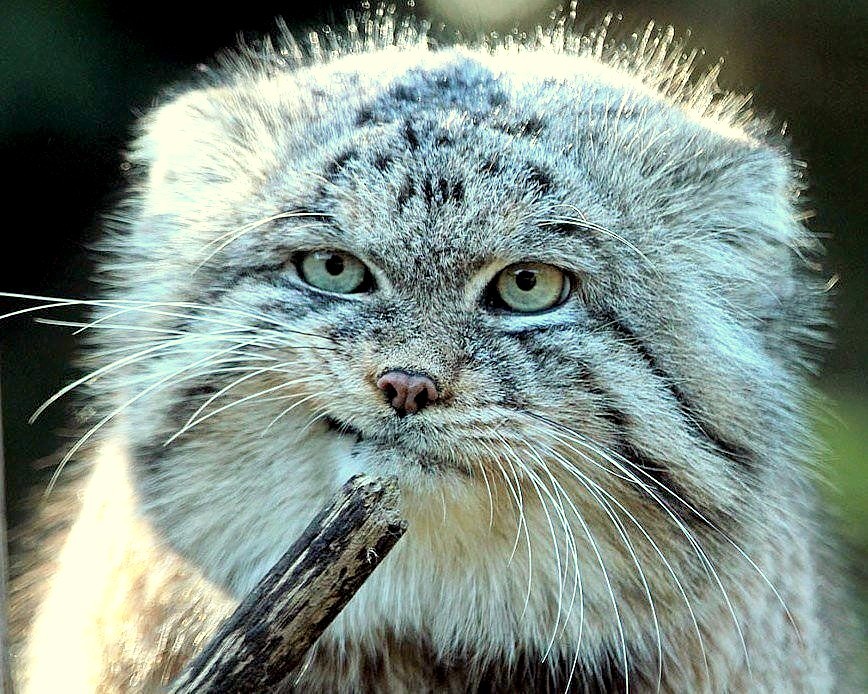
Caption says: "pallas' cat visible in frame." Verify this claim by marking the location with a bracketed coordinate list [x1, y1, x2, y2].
[8, 9, 834, 693]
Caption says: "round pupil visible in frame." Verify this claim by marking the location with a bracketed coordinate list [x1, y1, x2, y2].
[325, 254, 344, 276]
[515, 269, 537, 291]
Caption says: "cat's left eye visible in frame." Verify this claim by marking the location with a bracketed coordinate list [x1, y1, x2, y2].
[489, 262, 570, 313]
[297, 250, 371, 294]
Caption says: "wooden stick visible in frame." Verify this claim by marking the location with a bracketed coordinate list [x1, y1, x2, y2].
[169, 474, 406, 693]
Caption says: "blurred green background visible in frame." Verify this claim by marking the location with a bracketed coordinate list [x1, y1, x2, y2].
[1, 0, 865, 677]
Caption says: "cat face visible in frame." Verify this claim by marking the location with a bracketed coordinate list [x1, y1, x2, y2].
[86, 44, 821, 656]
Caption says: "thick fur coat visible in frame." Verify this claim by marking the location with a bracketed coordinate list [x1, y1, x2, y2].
[11, 10, 834, 692]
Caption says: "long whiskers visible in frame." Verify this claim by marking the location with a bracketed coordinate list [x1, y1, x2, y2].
[489, 431, 580, 656]
[476, 437, 535, 616]
[482, 425, 631, 692]
[0, 292, 335, 496]
[544, 441, 709, 683]
[517, 411, 769, 674]
[0, 292, 332, 343]
[166, 365, 318, 444]
[194, 210, 330, 270]
[28, 332, 272, 424]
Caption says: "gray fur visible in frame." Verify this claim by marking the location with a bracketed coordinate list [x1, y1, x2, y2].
[12, 9, 836, 693]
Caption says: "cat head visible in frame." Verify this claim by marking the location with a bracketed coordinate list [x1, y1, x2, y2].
[88, 32, 824, 641]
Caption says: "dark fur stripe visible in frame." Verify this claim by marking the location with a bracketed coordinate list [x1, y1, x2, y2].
[593, 310, 754, 471]
[556, 357, 706, 523]
[222, 262, 287, 291]
[526, 163, 553, 194]
[564, 361, 708, 522]
[479, 155, 503, 175]
[540, 221, 602, 248]
[162, 383, 222, 447]
[417, 176, 464, 209]
[437, 178, 449, 203]
[373, 153, 393, 172]
[472, 647, 633, 693]
[396, 177, 414, 211]
[494, 115, 546, 137]
[421, 178, 434, 207]
[448, 177, 465, 203]
[616, 441, 700, 524]
[324, 150, 358, 180]
[131, 440, 166, 475]
[403, 119, 420, 150]
[355, 107, 376, 126]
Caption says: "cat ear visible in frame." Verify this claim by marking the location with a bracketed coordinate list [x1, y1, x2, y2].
[132, 87, 231, 195]
[128, 85, 283, 217]
[657, 133, 826, 367]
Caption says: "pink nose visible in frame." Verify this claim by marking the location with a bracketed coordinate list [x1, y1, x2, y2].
[376, 370, 439, 415]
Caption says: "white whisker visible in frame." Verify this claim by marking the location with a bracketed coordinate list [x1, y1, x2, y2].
[44, 339, 269, 495]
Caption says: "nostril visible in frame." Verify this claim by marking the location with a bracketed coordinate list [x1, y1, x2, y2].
[414, 389, 429, 410]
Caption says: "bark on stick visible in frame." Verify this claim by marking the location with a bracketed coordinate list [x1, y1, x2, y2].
[169, 474, 406, 693]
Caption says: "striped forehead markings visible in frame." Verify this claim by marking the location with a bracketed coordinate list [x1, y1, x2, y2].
[420, 176, 464, 209]
[403, 119, 420, 151]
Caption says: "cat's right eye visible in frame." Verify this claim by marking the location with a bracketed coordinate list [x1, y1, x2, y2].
[488, 262, 571, 313]
[297, 250, 371, 294]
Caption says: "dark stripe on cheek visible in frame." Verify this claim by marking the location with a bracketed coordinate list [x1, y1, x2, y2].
[593, 309, 755, 472]
[257, 289, 335, 321]
[181, 383, 219, 399]
[514, 352, 690, 522]
[617, 441, 706, 527]
[222, 262, 288, 292]
[597, 400, 630, 429]
[572, 361, 632, 429]
[161, 382, 225, 445]
[131, 439, 166, 477]
[199, 253, 300, 302]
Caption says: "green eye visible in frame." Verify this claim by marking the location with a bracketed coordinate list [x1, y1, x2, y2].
[492, 263, 570, 313]
[298, 250, 369, 294]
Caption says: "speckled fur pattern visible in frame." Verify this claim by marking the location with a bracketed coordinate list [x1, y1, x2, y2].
[11, 8, 836, 693]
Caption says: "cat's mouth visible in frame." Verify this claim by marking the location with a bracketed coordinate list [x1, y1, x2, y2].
[323, 415, 367, 443]
[322, 414, 467, 475]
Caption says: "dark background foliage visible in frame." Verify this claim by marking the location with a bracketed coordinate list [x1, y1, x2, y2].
[1, 0, 865, 665]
